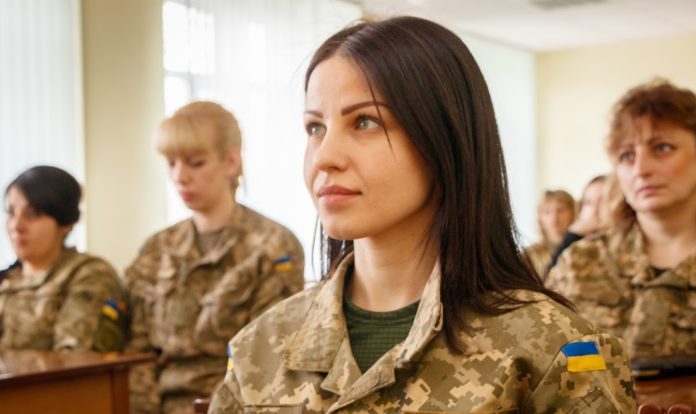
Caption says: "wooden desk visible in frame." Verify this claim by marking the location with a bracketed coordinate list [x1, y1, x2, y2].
[0, 350, 154, 414]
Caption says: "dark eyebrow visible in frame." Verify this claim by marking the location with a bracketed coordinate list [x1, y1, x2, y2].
[304, 109, 323, 117]
[341, 101, 388, 116]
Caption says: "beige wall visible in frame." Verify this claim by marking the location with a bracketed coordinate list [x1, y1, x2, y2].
[537, 33, 696, 198]
[81, 0, 167, 271]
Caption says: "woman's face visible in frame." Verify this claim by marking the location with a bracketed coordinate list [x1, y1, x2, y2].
[614, 117, 696, 216]
[578, 180, 604, 222]
[303, 56, 436, 242]
[539, 199, 574, 243]
[5, 186, 68, 265]
[164, 134, 239, 214]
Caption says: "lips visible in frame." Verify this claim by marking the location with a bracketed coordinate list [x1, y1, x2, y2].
[316, 185, 360, 207]
[179, 191, 195, 201]
[637, 184, 663, 196]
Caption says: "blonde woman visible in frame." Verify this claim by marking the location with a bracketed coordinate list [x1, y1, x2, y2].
[524, 189, 576, 277]
[125, 102, 305, 413]
[548, 80, 696, 358]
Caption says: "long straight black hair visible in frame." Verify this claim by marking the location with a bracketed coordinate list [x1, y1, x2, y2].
[305, 16, 572, 353]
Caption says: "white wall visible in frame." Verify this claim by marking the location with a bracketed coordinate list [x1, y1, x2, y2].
[537, 33, 696, 200]
[81, 0, 168, 271]
[457, 33, 538, 244]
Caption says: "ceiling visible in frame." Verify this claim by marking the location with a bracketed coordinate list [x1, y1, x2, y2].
[356, 0, 696, 51]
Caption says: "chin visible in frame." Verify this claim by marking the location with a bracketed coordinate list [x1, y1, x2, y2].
[321, 221, 363, 241]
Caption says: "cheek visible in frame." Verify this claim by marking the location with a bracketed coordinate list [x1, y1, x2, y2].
[303, 147, 315, 194]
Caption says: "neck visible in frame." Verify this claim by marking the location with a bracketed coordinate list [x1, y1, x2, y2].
[22, 246, 64, 275]
[348, 212, 438, 312]
[637, 204, 696, 268]
[192, 192, 237, 233]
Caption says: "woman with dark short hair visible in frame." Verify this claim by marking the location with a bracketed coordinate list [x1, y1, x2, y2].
[209, 16, 635, 413]
[0, 165, 126, 351]
[548, 80, 696, 359]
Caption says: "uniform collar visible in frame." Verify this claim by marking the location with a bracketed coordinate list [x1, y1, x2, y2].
[282, 252, 444, 402]
[166, 204, 245, 264]
[0, 248, 78, 291]
[616, 223, 694, 289]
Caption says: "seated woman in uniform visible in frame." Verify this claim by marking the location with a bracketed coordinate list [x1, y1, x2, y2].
[548, 80, 696, 358]
[0, 165, 126, 352]
[524, 189, 575, 277]
[208, 16, 635, 413]
[124, 101, 305, 414]
[546, 174, 608, 273]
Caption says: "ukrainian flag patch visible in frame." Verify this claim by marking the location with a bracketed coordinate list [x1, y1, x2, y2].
[274, 255, 293, 272]
[101, 298, 123, 321]
[561, 341, 607, 373]
[227, 344, 235, 371]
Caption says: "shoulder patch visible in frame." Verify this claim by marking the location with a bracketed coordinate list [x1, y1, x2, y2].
[561, 341, 607, 373]
[274, 255, 293, 272]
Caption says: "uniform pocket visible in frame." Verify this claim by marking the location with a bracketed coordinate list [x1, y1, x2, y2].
[3, 289, 63, 349]
[667, 288, 696, 354]
[195, 269, 255, 346]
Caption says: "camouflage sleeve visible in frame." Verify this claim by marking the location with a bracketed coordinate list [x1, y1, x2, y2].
[208, 360, 245, 414]
[53, 259, 125, 351]
[523, 333, 636, 413]
[124, 237, 161, 414]
[248, 230, 305, 320]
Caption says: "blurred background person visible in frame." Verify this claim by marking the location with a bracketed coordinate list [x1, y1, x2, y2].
[546, 174, 608, 273]
[0, 166, 126, 352]
[548, 80, 696, 358]
[524, 189, 576, 277]
[125, 101, 305, 414]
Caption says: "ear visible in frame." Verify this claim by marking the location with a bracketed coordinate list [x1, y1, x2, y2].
[223, 148, 242, 178]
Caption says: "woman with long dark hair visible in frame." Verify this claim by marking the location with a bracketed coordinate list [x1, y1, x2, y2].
[1, 165, 125, 351]
[209, 16, 635, 413]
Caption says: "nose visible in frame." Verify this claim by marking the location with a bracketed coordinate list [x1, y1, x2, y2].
[7, 212, 24, 234]
[309, 126, 348, 173]
[633, 148, 654, 178]
[171, 161, 191, 185]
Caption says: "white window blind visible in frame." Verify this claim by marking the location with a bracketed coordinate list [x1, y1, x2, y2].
[161, 0, 362, 279]
[0, 0, 84, 268]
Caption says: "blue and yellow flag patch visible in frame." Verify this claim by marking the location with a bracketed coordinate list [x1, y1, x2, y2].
[101, 298, 126, 321]
[274, 256, 293, 272]
[562, 341, 607, 373]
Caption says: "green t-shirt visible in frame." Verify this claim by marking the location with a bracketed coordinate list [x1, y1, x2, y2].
[343, 297, 420, 373]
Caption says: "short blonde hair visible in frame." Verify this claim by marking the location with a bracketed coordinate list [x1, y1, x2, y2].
[537, 189, 576, 242]
[156, 101, 242, 158]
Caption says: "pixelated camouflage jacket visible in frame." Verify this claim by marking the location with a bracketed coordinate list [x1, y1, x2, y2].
[125, 204, 305, 413]
[523, 241, 557, 279]
[547, 223, 696, 358]
[208, 253, 636, 414]
[0, 248, 125, 351]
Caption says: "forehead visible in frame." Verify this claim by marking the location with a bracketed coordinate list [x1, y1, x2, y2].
[5, 186, 30, 208]
[617, 116, 678, 145]
[305, 56, 381, 109]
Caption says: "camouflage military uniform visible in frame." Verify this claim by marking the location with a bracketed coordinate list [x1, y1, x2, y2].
[524, 241, 557, 277]
[0, 248, 126, 351]
[125, 204, 305, 414]
[208, 253, 636, 413]
[547, 223, 696, 358]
